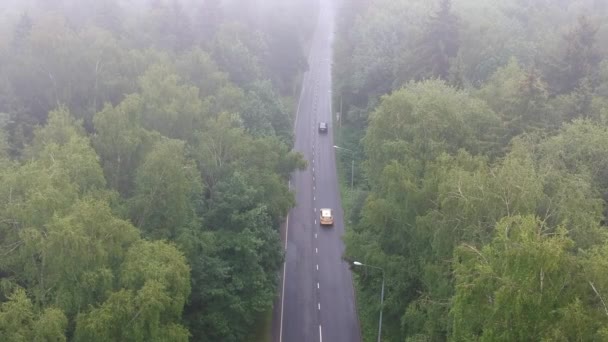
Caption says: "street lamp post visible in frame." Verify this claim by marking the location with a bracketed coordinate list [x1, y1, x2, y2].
[333, 145, 354, 190]
[353, 261, 385, 342]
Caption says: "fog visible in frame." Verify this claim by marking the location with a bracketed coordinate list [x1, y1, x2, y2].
[1, 0, 608, 341]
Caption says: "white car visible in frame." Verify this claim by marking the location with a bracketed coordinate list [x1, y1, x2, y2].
[320, 208, 334, 226]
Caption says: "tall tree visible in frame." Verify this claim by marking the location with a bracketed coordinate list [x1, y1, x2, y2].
[129, 138, 203, 240]
[554, 15, 601, 94]
[411, 0, 460, 80]
[0, 289, 67, 341]
[452, 215, 607, 341]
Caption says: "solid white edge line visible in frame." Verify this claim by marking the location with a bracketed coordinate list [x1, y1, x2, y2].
[279, 213, 289, 342]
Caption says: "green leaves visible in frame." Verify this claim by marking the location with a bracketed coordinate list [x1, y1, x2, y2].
[129, 138, 202, 240]
[0, 288, 67, 342]
[0, 1, 314, 339]
[120, 241, 191, 320]
[138, 63, 208, 142]
[74, 284, 189, 342]
[451, 216, 596, 341]
[363, 80, 500, 185]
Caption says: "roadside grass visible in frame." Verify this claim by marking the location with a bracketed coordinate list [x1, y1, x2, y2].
[253, 308, 273, 342]
[334, 125, 364, 221]
[335, 123, 372, 341]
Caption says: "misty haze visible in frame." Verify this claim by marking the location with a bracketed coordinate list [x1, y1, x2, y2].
[0, 0, 607, 341]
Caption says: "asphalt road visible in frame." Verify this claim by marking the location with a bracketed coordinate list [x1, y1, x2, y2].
[272, 1, 361, 341]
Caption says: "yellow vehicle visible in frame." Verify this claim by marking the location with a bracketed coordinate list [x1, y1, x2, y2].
[320, 208, 334, 226]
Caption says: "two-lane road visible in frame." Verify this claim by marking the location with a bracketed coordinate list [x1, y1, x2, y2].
[273, 1, 361, 341]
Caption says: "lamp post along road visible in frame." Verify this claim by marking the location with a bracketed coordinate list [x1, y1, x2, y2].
[333, 145, 354, 190]
[353, 261, 385, 342]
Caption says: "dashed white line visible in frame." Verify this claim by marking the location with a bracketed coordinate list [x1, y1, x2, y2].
[314, 208, 316, 212]
[317, 282, 320, 289]
[319, 325, 323, 342]
[316, 247, 318, 253]
[315, 219, 317, 225]
[316, 264, 319, 271]
[314, 196, 316, 201]
[318, 303, 321, 310]
[315, 233, 318, 238]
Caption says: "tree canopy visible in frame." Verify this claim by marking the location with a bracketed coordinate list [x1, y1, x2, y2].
[0, 0, 313, 340]
[335, 0, 608, 341]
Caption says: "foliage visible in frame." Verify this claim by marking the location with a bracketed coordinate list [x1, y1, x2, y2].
[338, 2, 608, 339]
[0, 1, 315, 339]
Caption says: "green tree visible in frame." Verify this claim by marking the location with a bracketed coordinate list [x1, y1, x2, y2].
[92, 95, 154, 196]
[553, 15, 602, 94]
[452, 215, 607, 341]
[478, 58, 552, 141]
[410, 0, 460, 80]
[363, 79, 500, 185]
[0, 288, 67, 342]
[184, 203, 282, 342]
[242, 80, 293, 146]
[74, 240, 190, 342]
[129, 138, 203, 240]
[212, 23, 263, 86]
[137, 63, 208, 142]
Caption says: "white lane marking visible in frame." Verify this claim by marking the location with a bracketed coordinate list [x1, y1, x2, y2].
[314, 196, 316, 201]
[279, 214, 289, 342]
[312, 167, 315, 173]
[315, 219, 317, 225]
[313, 186, 315, 191]
[314, 208, 316, 212]
[317, 282, 320, 289]
[292, 64, 307, 136]
[316, 247, 318, 254]
[319, 325, 323, 342]
[318, 303, 321, 310]
[316, 264, 319, 271]
[315, 233, 318, 238]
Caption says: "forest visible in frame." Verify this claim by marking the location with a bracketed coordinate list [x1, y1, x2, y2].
[0, 0, 315, 341]
[335, 0, 608, 341]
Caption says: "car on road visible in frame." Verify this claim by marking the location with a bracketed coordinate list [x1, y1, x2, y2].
[318, 122, 328, 133]
[320, 208, 334, 226]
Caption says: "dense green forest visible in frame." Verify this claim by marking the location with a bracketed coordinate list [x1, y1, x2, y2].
[0, 0, 315, 340]
[335, 0, 608, 341]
